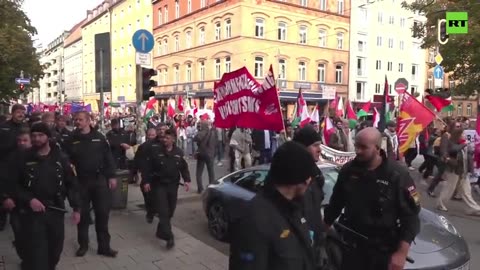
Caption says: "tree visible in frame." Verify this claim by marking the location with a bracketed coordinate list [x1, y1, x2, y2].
[0, 0, 43, 100]
[402, 0, 480, 97]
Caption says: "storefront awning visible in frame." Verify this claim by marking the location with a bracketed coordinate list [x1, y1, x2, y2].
[279, 91, 328, 103]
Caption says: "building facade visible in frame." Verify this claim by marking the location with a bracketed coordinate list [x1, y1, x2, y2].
[152, 0, 350, 117]
[38, 31, 70, 104]
[64, 21, 84, 102]
[110, 0, 153, 103]
[82, 0, 112, 110]
[348, 0, 427, 109]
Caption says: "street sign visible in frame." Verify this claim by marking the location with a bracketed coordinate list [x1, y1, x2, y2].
[433, 65, 444, 79]
[132, 29, 154, 53]
[15, 78, 30, 84]
[394, 78, 409, 94]
[135, 52, 152, 66]
[435, 54, 443, 65]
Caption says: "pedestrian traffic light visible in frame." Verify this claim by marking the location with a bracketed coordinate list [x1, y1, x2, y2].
[142, 68, 157, 101]
[19, 83, 24, 91]
[438, 19, 449, 45]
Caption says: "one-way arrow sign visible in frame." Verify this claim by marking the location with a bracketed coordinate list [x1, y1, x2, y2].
[433, 65, 444, 79]
[15, 78, 30, 84]
[132, 29, 154, 53]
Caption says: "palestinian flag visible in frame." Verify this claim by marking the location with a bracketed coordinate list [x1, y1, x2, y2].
[143, 98, 157, 118]
[345, 99, 357, 129]
[357, 100, 371, 118]
[291, 88, 310, 127]
[425, 88, 453, 112]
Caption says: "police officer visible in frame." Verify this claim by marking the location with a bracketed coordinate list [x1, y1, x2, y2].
[9, 123, 81, 270]
[134, 128, 157, 223]
[106, 118, 131, 169]
[324, 128, 420, 270]
[53, 115, 72, 149]
[141, 128, 191, 249]
[293, 125, 327, 269]
[229, 141, 317, 270]
[0, 104, 27, 231]
[65, 111, 118, 257]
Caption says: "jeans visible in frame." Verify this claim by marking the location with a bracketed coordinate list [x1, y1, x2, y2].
[419, 155, 436, 178]
[196, 155, 215, 193]
[404, 148, 417, 167]
[216, 141, 224, 162]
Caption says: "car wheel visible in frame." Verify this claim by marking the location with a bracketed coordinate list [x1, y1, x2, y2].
[207, 201, 229, 242]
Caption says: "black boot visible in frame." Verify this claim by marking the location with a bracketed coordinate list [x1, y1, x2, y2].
[76, 246, 88, 257]
[166, 238, 175, 249]
[98, 248, 118, 258]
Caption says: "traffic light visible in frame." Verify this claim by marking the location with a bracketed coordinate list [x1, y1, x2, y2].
[142, 68, 157, 100]
[438, 19, 449, 45]
[19, 83, 25, 91]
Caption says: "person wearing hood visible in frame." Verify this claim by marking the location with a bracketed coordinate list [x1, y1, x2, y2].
[194, 120, 217, 193]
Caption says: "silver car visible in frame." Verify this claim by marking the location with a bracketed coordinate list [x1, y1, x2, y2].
[202, 163, 471, 270]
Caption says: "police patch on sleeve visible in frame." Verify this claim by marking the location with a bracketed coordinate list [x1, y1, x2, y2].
[240, 252, 255, 262]
[407, 185, 420, 206]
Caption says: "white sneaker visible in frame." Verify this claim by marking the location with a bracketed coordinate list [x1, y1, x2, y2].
[217, 162, 223, 167]
[409, 167, 415, 171]
[437, 205, 448, 212]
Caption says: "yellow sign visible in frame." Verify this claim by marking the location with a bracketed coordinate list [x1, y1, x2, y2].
[435, 54, 443, 65]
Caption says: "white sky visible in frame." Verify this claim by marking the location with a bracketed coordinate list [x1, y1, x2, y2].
[23, 0, 100, 48]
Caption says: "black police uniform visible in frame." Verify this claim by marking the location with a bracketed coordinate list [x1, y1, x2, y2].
[229, 182, 316, 270]
[134, 140, 154, 221]
[106, 128, 130, 169]
[141, 140, 191, 242]
[324, 151, 421, 270]
[0, 119, 26, 230]
[10, 147, 81, 270]
[52, 127, 72, 150]
[65, 129, 116, 255]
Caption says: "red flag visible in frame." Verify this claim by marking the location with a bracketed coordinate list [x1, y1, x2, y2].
[425, 95, 452, 111]
[178, 95, 184, 112]
[167, 100, 175, 117]
[361, 100, 371, 113]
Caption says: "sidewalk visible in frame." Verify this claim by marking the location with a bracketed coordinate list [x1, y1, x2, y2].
[0, 168, 229, 270]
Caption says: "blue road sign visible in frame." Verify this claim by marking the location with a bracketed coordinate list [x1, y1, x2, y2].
[433, 65, 444, 79]
[15, 78, 30, 84]
[132, 29, 154, 53]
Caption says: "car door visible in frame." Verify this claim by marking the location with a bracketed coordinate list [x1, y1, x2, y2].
[234, 169, 268, 193]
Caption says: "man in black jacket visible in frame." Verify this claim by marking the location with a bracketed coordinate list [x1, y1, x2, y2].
[9, 123, 81, 270]
[65, 111, 118, 258]
[324, 127, 420, 270]
[141, 128, 191, 249]
[229, 141, 317, 270]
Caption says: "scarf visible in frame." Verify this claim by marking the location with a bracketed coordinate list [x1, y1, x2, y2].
[384, 129, 399, 154]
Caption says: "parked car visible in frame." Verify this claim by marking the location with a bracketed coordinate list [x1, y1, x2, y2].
[202, 163, 471, 270]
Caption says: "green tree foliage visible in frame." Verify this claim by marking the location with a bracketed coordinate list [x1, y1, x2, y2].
[0, 0, 43, 100]
[402, 0, 480, 97]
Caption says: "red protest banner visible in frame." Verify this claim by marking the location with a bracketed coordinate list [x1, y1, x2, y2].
[213, 65, 284, 131]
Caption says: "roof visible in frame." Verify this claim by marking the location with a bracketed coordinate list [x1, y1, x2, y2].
[64, 19, 85, 47]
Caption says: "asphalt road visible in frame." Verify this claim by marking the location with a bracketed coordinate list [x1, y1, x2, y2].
[172, 158, 480, 267]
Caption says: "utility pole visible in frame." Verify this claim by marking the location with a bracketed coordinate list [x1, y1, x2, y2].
[99, 49, 105, 131]
[135, 64, 145, 142]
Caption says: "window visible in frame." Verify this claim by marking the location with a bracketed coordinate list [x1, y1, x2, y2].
[337, 0, 344, 15]
[388, 38, 394, 48]
[299, 26, 307, 44]
[225, 19, 232, 38]
[215, 22, 221, 41]
[319, 0, 326, 10]
[199, 61, 205, 81]
[356, 82, 365, 100]
[428, 49, 435, 63]
[201, 0, 206, 8]
[376, 60, 382, 70]
[336, 32, 344, 49]
[428, 76, 433, 89]
[376, 36, 382, 46]
[318, 29, 327, 47]
[449, 81, 456, 89]
[158, 8, 162, 25]
[163, 39, 168, 53]
[410, 86, 417, 95]
[186, 64, 192, 82]
[357, 57, 366, 76]
[199, 27, 205, 45]
[467, 104, 472, 116]
[378, 12, 383, 23]
[335, 65, 343, 84]
[175, 0, 179, 19]
[300, 0, 308, 6]
[255, 18, 264, 38]
[278, 22, 287, 41]
[399, 40, 404, 50]
[375, 83, 381, 94]
[298, 61, 307, 81]
[317, 64, 325, 82]
[174, 65, 179, 83]
[254, 57, 264, 78]
[157, 41, 162, 55]
[389, 16, 394, 24]
[163, 68, 168, 84]
[359, 8, 368, 26]
[411, 64, 418, 80]
[215, 59, 221, 79]
[278, 59, 286, 79]
[400, 17, 406, 27]
[387, 61, 393, 71]
[186, 31, 192, 48]
[187, 0, 192, 13]
[398, 63, 404, 72]
[225, 57, 231, 73]
[164, 6, 168, 23]
[457, 103, 463, 116]
[358, 40, 366, 52]
[174, 35, 179, 51]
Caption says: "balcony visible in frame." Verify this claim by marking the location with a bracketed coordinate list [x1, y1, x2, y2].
[357, 69, 366, 77]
